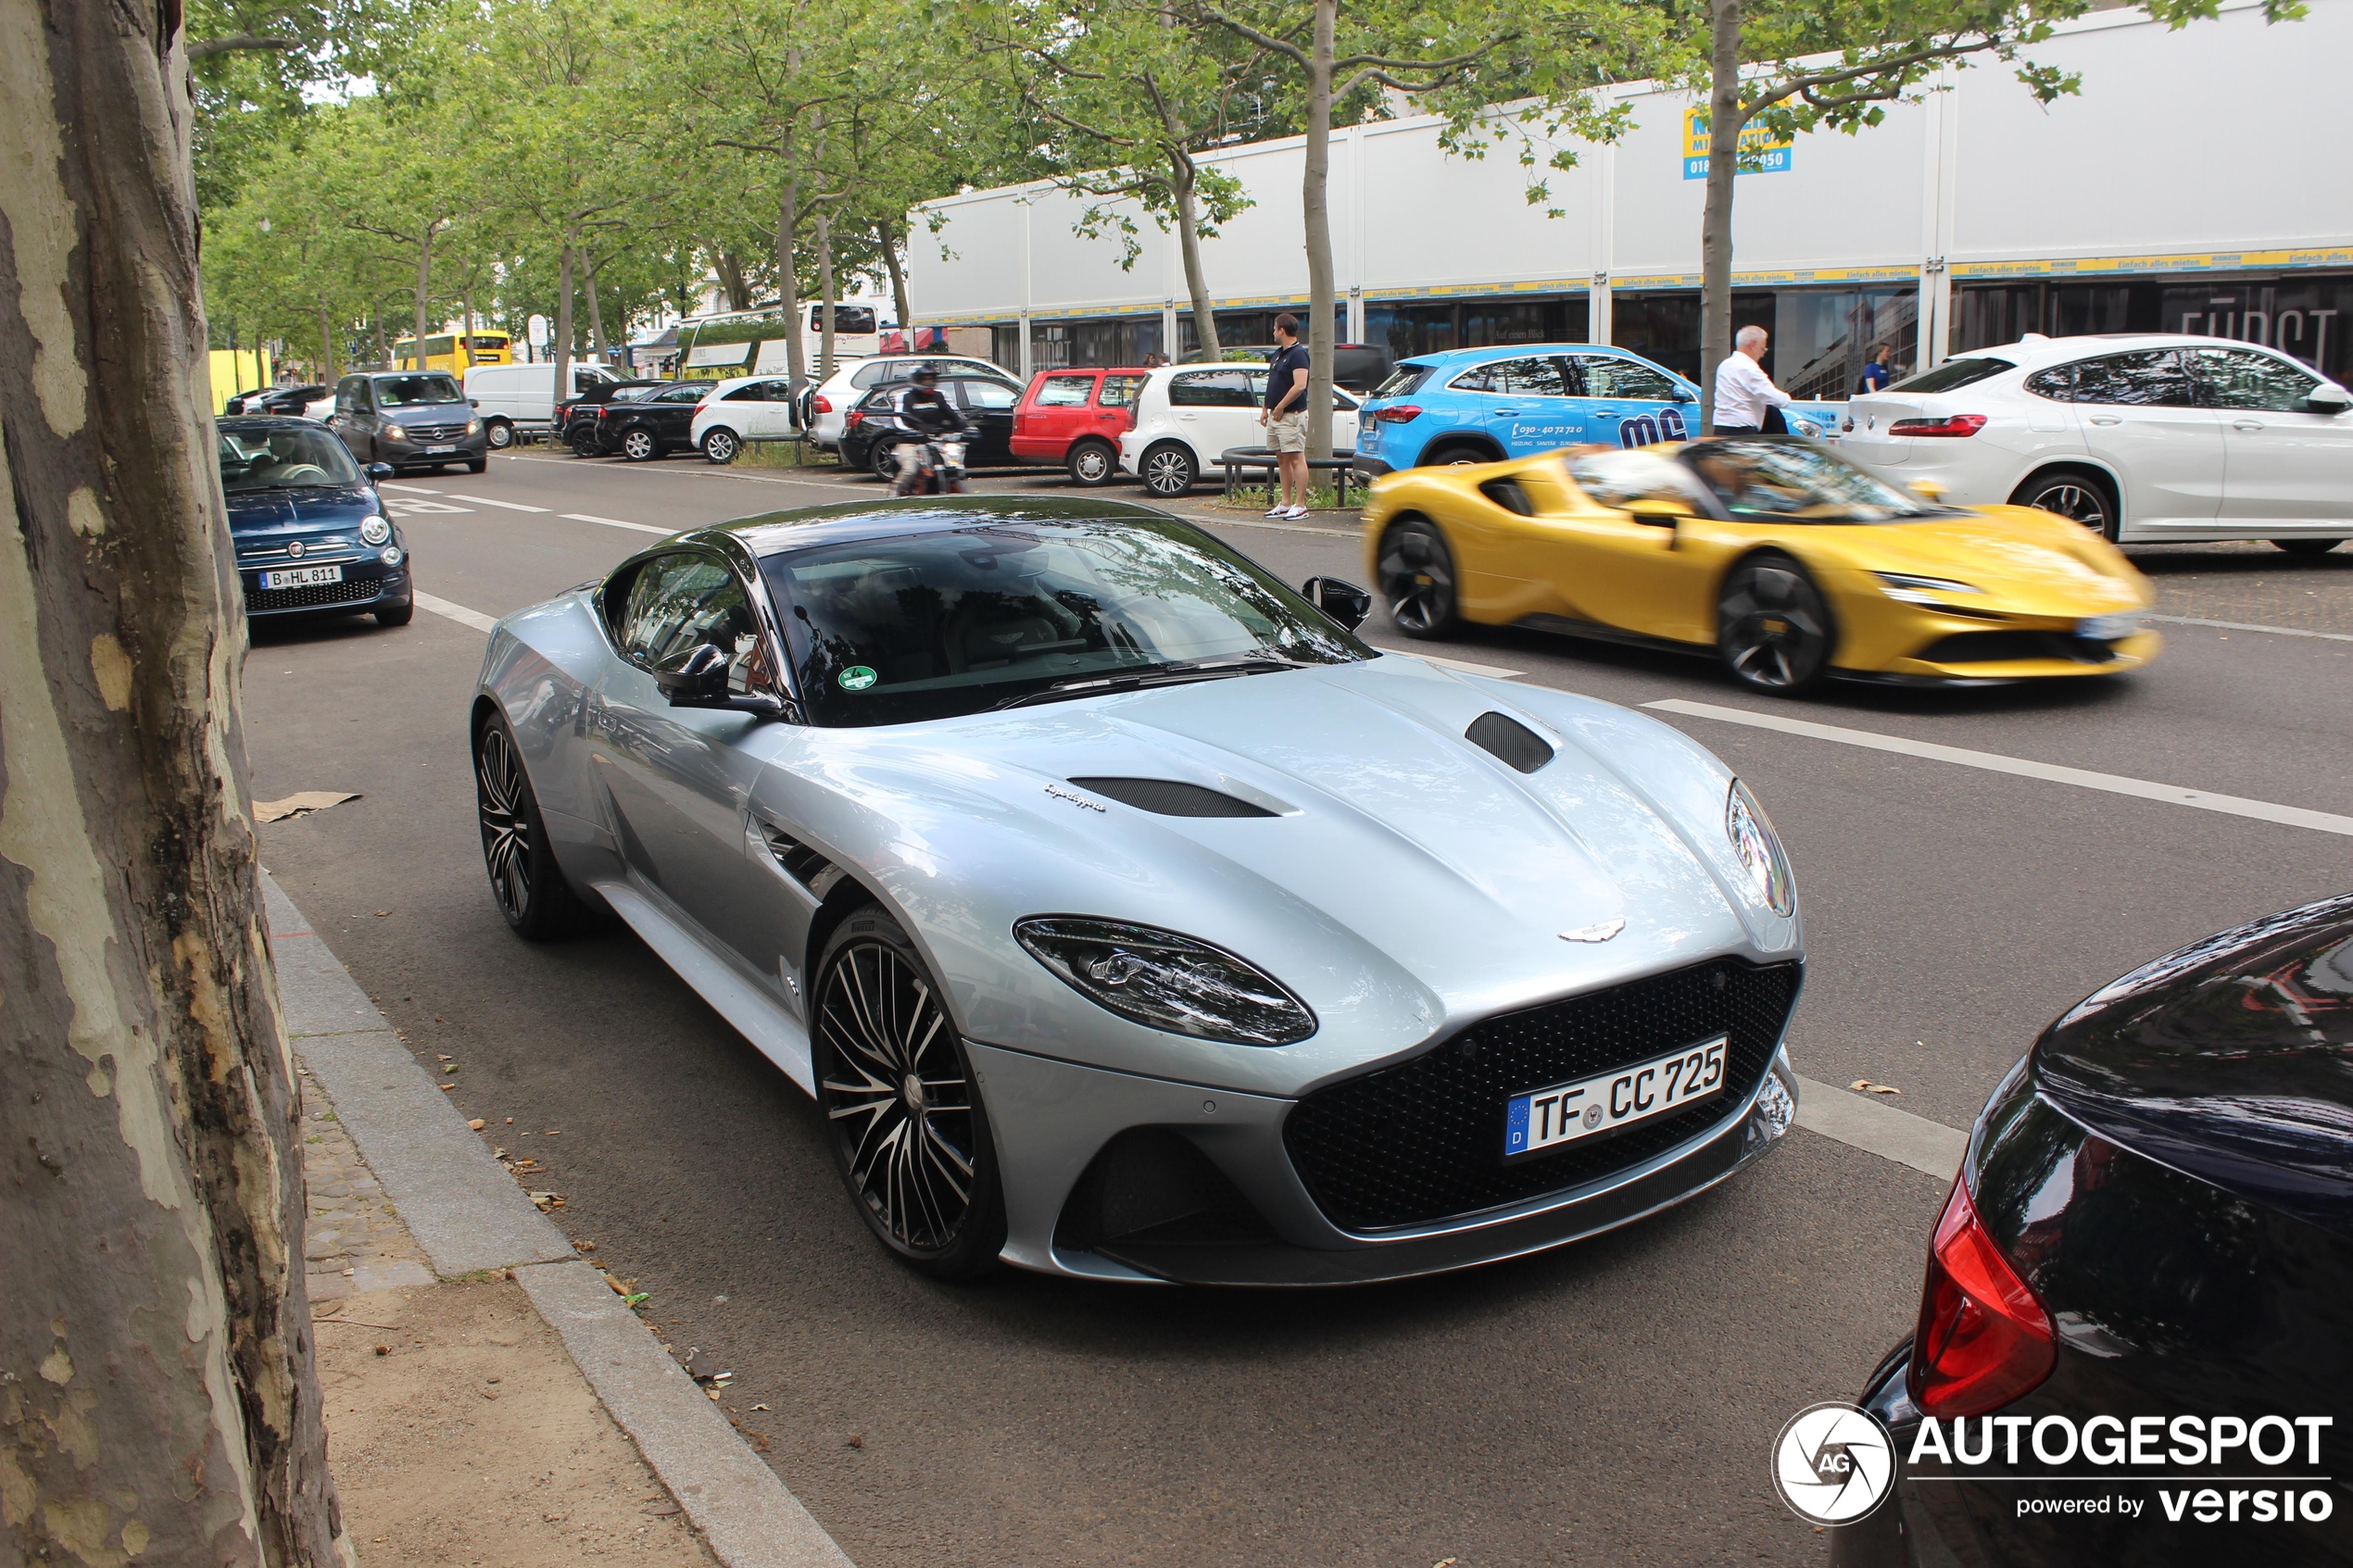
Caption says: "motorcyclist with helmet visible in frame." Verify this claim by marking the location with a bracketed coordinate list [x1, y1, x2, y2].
[889, 366, 975, 495]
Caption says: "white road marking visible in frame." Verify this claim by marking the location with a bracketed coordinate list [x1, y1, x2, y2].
[506, 454, 843, 491]
[2146, 613, 2353, 645]
[1367, 644, 1524, 679]
[380, 483, 442, 495]
[411, 592, 497, 633]
[384, 498, 474, 515]
[451, 495, 550, 512]
[1793, 1075, 1966, 1180]
[1647, 697, 2353, 836]
[560, 512, 674, 535]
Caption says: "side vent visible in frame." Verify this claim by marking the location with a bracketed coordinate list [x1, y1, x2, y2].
[1478, 477, 1535, 516]
[759, 822, 848, 898]
[1466, 712, 1554, 774]
[1066, 777, 1278, 819]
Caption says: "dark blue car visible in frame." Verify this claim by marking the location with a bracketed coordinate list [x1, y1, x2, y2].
[217, 417, 414, 628]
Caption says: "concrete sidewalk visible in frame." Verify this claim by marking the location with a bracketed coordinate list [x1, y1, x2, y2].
[268, 871, 853, 1568]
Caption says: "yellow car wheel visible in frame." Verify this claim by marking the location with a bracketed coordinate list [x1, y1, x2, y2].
[1376, 519, 1460, 638]
[1718, 553, 1835, 696]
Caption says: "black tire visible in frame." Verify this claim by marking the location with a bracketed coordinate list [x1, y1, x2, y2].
[2271, 537, 2345, 557]
[1375, 517, 1461, 638]
[571, 431, 599, 458]
[871, 441, 900, 483]
[1139, 441, 1196, 498]
[374, 598, 414, 627]
[812, 906, 1005, 1282]
[484, 420, 514, 450]
[1422, 443, 1493, 468]
[702, 427, 741, 465]
[1718, 552, 1836, 695]
[474, 711, 598, 940]
[1066, 438, 1117, 487]
[466, 458, 487, 474]
[620, 427, 660, 462]
[2011, 467, 2120, 542]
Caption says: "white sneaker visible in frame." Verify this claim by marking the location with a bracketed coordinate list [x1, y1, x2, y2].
[1283, 505, 1309, 520]
[1264, 504, 1288, 517]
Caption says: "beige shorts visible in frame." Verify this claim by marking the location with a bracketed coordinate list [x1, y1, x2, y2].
[1267, 412, 1307, 454]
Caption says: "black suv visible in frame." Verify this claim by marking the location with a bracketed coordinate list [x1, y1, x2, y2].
[327, 371, 488, 475]
[571, 382, 715, 460]
[840, 377, 1020, 480]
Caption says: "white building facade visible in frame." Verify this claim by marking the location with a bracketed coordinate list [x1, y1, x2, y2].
[908, 0, 2350, 400]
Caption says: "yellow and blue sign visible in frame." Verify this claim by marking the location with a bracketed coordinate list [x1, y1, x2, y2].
[1683, 108, 1793, 180]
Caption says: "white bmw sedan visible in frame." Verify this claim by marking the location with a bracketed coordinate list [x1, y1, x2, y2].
[1840, 333, 2353, 555]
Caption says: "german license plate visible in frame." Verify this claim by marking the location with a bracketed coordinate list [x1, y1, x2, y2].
[259, 565, 343, 589]
[425, 444, 458, 454]
[1504, 1035, 1729, 1158]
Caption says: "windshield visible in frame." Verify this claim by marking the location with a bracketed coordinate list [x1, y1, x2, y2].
[217, 426, 364, 493]
[760, 516, 1368, 726]
[373, 374, 465, 407]
[1680, 438, 1940, 523]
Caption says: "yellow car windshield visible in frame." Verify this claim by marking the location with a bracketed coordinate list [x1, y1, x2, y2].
[1680, 439, 1942, 524]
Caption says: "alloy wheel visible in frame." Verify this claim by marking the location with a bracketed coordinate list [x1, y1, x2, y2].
[2025, 481, 2108, 534]
[475, 725, 531, 922]
[704, 429, 738, 464]
[818, 940, 978, 1253]
[1142, 446, 1193, 496]
[872, 443, 900, 481]
[1718, 558, 1832, 693]
[1376, 522, 1458, 636]
[622, 430, 657, 461]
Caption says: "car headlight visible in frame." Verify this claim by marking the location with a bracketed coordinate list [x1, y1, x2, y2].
[1873, 571, 1983, 606]
[1013, 917, 1316, 1046]
[380, 546, 404, 567]
[383, 424, 408, 440]
[1726, 781, 1795, 917]
[466, 419, 481, 434]
[359, 516, 391, 545]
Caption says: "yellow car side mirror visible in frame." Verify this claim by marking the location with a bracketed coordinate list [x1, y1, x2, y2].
[1908, 478, 1950, 501]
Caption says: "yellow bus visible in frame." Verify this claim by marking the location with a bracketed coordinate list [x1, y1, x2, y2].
[392, 331, 513, 372]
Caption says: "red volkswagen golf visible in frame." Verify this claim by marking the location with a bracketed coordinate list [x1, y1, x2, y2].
[1009, 367, 1150, 486]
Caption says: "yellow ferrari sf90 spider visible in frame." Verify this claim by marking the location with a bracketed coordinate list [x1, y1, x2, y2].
[1362, 437, 2159, 694]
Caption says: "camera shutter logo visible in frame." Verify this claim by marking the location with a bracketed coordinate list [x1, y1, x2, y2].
[1772, 1401, 1895, 1525]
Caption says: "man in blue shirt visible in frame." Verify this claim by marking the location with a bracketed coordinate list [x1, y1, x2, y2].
[1260, 315, 1310, 519]
[1858, 344, 1896, 395]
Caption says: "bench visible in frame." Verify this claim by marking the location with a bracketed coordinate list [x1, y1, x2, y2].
[1217, 446, 1362, 508]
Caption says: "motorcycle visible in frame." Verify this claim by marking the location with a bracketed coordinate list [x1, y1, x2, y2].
[890, 429, 972, 496]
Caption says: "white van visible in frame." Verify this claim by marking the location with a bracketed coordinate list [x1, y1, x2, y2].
[464, 361, 629, 448]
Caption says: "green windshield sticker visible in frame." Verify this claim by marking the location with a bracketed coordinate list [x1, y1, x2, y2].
[837, 665, 878, 691]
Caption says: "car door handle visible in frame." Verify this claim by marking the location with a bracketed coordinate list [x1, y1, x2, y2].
[1491, 408, 1519, 417]
[2088, 416, 2122, 425]
[2232, 420, 2265, 431]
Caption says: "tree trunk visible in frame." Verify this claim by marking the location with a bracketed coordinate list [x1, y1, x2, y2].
[554, 241, 575, 411]
[1700, 0, 1743, 433]
[816, 209, 837, 382]
[1301, 0, 1338, 459]
[463, 279, 479, 370]
[1170, 160, 1222, 360]
[775, 149, 808, 407]
[715, 246, 751, 312]
[0, 7, 346, 1564]
[317, 295, 339, 382]
[876, 219, 912, 346]
[584, 256, 609, 365]
[372, 311, 391, 367]
[411, 231, 433, 369]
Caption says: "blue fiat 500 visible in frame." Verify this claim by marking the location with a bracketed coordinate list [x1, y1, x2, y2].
[217, 416, 415, 628]
[1353, 344, 1832, 474]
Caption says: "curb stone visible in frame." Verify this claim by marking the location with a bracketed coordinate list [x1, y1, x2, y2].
[263, 871, 855, 1568]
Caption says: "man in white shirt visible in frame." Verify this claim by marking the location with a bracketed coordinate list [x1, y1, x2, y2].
[1712, 325, 1791, 434]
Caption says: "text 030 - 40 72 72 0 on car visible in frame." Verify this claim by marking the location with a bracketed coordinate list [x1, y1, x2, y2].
[467, 495, 1806, 1286]
[1365, 436, 2158, 696]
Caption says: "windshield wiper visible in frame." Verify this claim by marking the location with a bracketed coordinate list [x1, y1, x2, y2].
[988, 655, 1307, 711]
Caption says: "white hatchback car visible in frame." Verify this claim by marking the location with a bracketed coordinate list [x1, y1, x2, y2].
[1840, 333, 2353, 552]
[1118, 364, 1362, 498]
[802, 356, 1019, 450]
[689, 375, 801, 463]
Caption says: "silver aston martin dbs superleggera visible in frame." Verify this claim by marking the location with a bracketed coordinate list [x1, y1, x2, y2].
[471, 495, 1805, 1285]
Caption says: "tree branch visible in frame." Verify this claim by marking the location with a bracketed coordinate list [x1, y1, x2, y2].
[1743, 36, 2007, 116]
[1179, 3, 1311, 68]
[186, 33, 300, 59]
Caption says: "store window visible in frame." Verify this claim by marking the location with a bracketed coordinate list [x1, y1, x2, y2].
[1773, 289, 1919, 402]
[1950, 274, 2349, 384]
[1365, 297, 1587, 362]
[1611, 293, 1773, 384]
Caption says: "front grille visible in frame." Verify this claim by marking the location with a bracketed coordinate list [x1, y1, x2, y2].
[247, 578, 384, 612]
[1285, 960, 1802, 1231]
[1914, 631, 2116, 665]
[238, 541, 359, 565]
[402, 422, 471, 441]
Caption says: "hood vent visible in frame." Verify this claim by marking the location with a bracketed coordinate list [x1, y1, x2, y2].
[1065, 777, 1277, 819]
[1465, 712, 1554, 774]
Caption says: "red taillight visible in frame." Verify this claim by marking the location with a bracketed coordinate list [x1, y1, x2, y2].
[1888, 414, 1987, 438]
[812, 395, 833, 415]
[1123, 405, 1138, 431]
[1375, 405, 1422, 423]
[845, 409, 864, 430]
[1906, 1177, 2055, 1419]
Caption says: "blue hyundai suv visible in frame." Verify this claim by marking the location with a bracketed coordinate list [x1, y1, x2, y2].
[1353, 343, 1833, 474]
[217, 416, 414, 628]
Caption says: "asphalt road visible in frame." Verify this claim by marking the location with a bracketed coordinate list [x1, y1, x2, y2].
[245, 446, 2353, 1567]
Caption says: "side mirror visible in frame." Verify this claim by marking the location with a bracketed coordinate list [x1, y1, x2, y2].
[366, 462, 394, 483]
[1671, 387, 1696, 403]
[653, 642, 731, 705]
[1907, 478, 1950, 501]
[1301, 575, 1372, 631]
[2303, 384, 2353, 415]
[470, 398, 480, 408]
